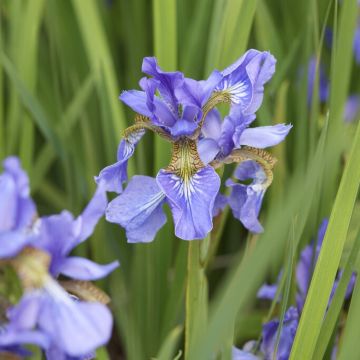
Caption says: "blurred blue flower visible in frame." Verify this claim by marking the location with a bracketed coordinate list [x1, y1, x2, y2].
[258, 219, 356, 309]
[100, 51, 292, 241]
[344, 94, 360, 122]
[0, 157, 118, 358]
[307, 56, 329, 105]
[0, 157, 36, 258]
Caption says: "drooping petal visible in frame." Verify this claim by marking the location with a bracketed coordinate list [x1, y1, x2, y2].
[212, 193, 228, 217]
[95, 129, 145, 193]
[197, 138, 220, 165]
[58, 257, 119, 281]
[217, 50, 276, 114]
[105, 175, 167, 243]
[157, 166, 220, 240]
[235, 124, 292, 149]
[76, 183, 108, 243]
[226, 180, 265, 233]
[38, 283, 113, 357]
[0, 328, 50, 351]
[344, 95, 360, 122]
[261, 307, 299, 360]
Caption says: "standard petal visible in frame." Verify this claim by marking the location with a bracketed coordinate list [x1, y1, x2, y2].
[105, 175, 166, 243]
[217, 50, 276, 114]
[58, 257, 119, 281]
[119, 90, 152, 117]
[157, 166, 220, 240]
[202, 109, 222, 141]
[197, 138, 220, 165]
[142, 57, 184, 111]
[0, 173, 17, 231]
[236, 124, 292, 149]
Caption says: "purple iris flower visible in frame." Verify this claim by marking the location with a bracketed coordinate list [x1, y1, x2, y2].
[100, 51, 292, 241]
[0, 157, 36, 258]
[232, 345, 260, 360]
[307, 57, 329, 105]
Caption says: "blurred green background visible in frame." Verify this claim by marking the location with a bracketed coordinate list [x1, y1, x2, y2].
[0, 0, 360, 359]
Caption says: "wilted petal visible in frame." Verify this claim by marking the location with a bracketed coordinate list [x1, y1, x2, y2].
[261, 307, 298, 360]
[197, 138, 220, 165]
[106, 176, 166, 243]
[58, 257, 119, 281]
[157, 166, 220, 240]
[236, 124, 292, 149]
[95, 129, 144, 193]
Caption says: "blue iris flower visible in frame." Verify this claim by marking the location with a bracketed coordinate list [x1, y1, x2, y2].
[97, 50, 292, 241]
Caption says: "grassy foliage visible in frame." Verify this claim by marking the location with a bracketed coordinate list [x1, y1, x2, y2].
[0, 0, 359, 358]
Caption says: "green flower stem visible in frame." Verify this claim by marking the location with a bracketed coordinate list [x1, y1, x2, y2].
[185, 236, 210, 359]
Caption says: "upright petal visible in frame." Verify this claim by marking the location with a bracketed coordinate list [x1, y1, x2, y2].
[76, 183, 107, 243]
[106, 176, 167, 243]
[157, 166, 220, 240]
[235, 124, 292, 149]
[197, 138, 220, 165]
[217, 50, 276, 114]
[142, 57, 184, 112]
[95, 129, 145, 193]
[202, 109, 222, 141]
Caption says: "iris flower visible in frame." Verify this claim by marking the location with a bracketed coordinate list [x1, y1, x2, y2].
[97, 51, 292, 241]
[0, 157, 118, 359]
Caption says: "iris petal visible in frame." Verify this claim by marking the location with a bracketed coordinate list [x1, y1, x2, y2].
[156, 166, 220, 240]
[106, 175, 166, 243]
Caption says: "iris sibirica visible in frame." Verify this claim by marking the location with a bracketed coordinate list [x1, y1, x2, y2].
[97, 51, 292, 241]
[233, 219, 356, 359]
[0, 157, 119, 359]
